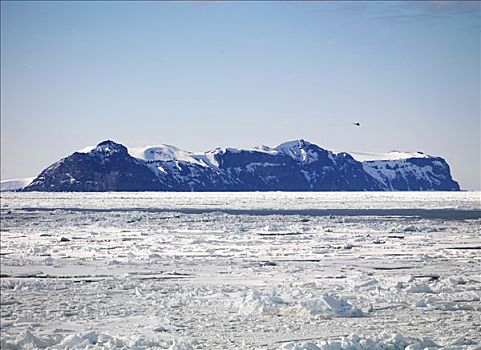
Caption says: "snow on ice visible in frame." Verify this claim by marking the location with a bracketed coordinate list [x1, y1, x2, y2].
[0, 192, 480, 349]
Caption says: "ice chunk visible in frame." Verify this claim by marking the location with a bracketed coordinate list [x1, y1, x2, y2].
[280, 333, 439, 350]
[405, 283, 435, 294]
[168, 340, 194, 350]
[238, 289, 287, 315]
[300, 293, 363, 318]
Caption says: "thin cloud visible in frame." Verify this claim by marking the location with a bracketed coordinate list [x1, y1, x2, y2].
[370, 1, 480, 25]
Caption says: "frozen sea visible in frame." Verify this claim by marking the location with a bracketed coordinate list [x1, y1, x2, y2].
[1, 192, 480, 349]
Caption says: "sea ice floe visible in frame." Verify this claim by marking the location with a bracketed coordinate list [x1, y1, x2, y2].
[405, 282, 435, 294]
[153, 324, 169, 332]
[238, 289, 288, 316]
[44, 257, 55, 266]
[167, 340, 194, 350]
[390, 224, 441, 233]
[0, 329, 192, 350]
[1, 192, 480, 348]
[238, 290, 363, 318]
[280, 333, 440, 350]
[298, 293, 363, 318]
[0, 329, 57, 349]
[414, 298, 428, 308]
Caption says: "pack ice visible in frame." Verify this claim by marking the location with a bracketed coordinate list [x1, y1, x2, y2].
[1, 192, 480, 349]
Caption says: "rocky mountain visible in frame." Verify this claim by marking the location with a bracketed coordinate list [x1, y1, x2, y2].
[18, 139, 460, 192]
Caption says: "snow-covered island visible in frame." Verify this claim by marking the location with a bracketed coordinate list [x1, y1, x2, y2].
[3, 139, 460, 192]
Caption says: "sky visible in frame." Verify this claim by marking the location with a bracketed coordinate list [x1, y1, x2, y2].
[1, 1, 480, 190]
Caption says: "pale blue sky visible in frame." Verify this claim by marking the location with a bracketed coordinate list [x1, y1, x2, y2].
[1, 1, 480, 189]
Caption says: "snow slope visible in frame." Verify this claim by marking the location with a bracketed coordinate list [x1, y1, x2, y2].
[347, 150, 429, 162]
[129, 144, 206, 167]
[0, 177, 34, 191]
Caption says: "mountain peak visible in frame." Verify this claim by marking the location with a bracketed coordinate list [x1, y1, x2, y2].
[275, 139, 328, 164]
[94, 140, 128, 154]
[275, 139, 313, 150]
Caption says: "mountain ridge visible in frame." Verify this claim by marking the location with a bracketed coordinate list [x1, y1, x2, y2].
[4, 139, 461, 192]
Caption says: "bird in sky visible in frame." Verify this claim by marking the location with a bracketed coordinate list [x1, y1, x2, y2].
[353, 122, 361, 127]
